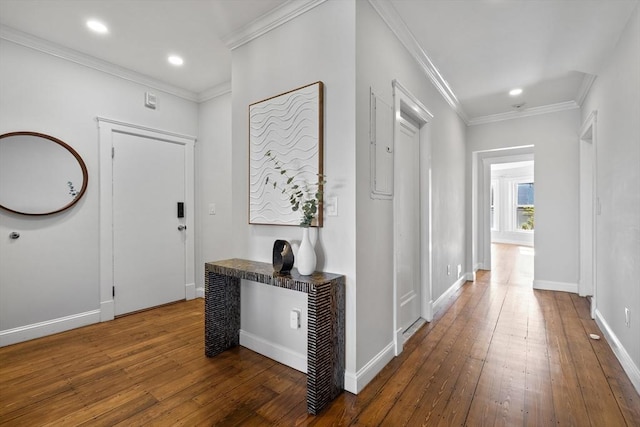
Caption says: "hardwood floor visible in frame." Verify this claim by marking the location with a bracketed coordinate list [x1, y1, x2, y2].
[1, 243, 638, 426]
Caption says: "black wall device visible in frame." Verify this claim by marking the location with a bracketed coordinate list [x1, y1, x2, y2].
[177, 202, 184, 218]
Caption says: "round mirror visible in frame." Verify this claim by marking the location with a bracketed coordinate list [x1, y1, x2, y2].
[0, 131, 88, 215]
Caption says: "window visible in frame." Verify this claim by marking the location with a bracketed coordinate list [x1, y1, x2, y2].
[516, 182, 534, 230]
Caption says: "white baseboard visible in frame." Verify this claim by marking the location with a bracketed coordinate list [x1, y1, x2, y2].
[533, 279, 578, 293]
[344, 341, 395, 394]
[491, 236, 534, 247]
[100, 299, 114, 321]
[0, 310, 101, 347]
[433, 275, 468, 315]
[239, 330, 307, 374]
[185, 282, 196, 300]
[195, 287, 205, 298]
[595, 309, 640, 395]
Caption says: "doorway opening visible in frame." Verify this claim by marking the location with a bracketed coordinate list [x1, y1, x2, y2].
[472, 147, 534, 276]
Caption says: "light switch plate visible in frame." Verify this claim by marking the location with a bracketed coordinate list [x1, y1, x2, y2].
[325, 197, 338, 216]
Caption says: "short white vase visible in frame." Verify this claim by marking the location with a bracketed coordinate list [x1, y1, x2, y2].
[297, 227, 316, 275]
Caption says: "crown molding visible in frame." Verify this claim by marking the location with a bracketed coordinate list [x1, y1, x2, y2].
[0, 25, 199, 102]
[468, 101, 580, 126]
[198, 81, 232, 102]
[222, 0, 327, 50]
[368, 0, 469, 124]
[576, 73, 597, 106]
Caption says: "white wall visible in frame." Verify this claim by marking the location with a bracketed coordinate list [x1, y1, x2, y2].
[0, 39, 198, 343]
[467, 109, 581, 291]
[581, 5, 639, 388]
[195, 92, 233, 294]
[229, 0, 358, 382]
[355, 0, 468, 373]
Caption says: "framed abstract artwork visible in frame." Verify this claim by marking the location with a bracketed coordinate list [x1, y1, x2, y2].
[248, 81, 324, 226]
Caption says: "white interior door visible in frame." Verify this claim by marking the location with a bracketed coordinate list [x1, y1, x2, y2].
[395, 115, 421, 333]
[112, 132, 187, 315]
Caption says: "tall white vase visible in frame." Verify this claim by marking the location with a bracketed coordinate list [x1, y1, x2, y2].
[297, 227, 317, 275]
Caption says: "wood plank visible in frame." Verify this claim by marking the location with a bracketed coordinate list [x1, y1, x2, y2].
[1, 245, 638, 426]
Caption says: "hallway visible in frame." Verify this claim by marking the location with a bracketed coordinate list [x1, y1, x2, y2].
[0, 245, 638, 425]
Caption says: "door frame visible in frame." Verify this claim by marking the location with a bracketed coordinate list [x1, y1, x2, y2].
[392, 80, 433, 356]
[97, 117, 196, 321]
[472, 147, 534, 273]
[579, 110, 598, 318]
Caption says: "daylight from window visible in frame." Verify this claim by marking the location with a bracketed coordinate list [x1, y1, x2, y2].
[490, 161, 534, 246]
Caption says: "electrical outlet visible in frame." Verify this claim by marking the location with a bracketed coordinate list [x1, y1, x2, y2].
[457, 264, 462, 278]
[447, 265, 451, 276]
[290, 309, 301, 329]
[625, 307, 630, 327]
[208, 203, 216, 215]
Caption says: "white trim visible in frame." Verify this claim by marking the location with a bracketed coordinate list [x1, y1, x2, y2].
[372, 1, 467, 123]
[432, 275, 467, 315]
[95, 117, 197, 141]
[222, 0, 326, 50]
[579, 110, 598, 311]
[392, 80, 433, 357]
[100, 299, 115, 322]
[239, 330, 307, 373]
[198, 81, 232, 103]
[474, 149, 535, 275]
[0, 25, 199, 102]
[0, 310, 100, 347]
[468, 101, 580, 126]
[595, 309, 640, 395]
[532, 280, 578, 293]
[491, 235, 534, 247]
[344, 341, 395, 394]
[97, 117, 196, 320]
[185, 283, 196, 300]
[392, 80, 434, 121]
[196, 287, 205, 298]
[576, 74, 597, 107]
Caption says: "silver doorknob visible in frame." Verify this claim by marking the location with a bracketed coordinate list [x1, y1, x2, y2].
[9, 231, 20, 239]
[177, 224, 187, 231]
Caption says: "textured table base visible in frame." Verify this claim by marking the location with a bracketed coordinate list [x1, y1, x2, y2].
[205, 259, 345, 415]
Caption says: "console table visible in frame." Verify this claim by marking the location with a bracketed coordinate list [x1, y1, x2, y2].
[204, 259, 345, 415]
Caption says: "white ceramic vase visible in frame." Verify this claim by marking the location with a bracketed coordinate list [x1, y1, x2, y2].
[297, 227, 316, 275]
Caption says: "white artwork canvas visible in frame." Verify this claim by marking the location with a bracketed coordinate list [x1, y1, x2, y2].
[249, 81, 324, 226]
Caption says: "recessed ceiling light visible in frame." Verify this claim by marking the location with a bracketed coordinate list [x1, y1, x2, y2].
[86, 20, 108, 34]
[509, 88, 523, 96]
[168, 55, 184, 66]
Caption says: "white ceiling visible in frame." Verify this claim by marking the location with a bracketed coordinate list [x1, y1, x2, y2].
[0, 0, 637, 123]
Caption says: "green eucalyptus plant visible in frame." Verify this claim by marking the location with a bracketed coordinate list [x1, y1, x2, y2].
[264, 150, 325, 227]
